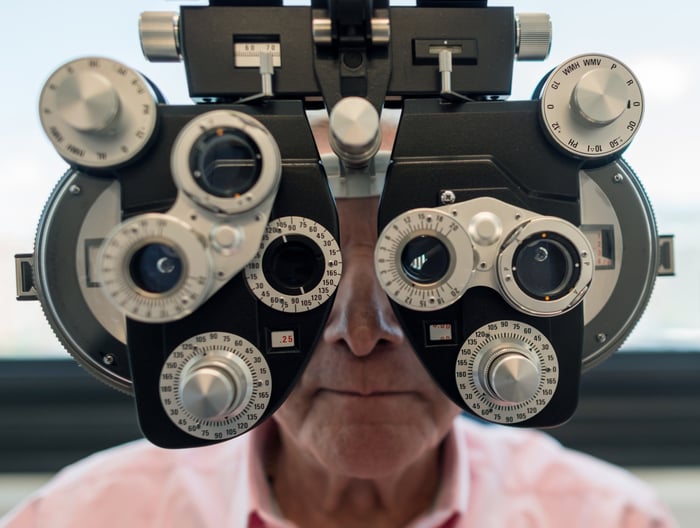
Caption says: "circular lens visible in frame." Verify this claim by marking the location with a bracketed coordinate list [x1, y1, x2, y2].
[190, 128, 261, 198]
[512, 234, 580, 300]
[129, 243, 183, 294]
[400, 235, 450, 285]
[262, 235, 325, 296]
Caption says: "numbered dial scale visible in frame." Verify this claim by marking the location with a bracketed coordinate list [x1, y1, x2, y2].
[455, 321, 559, 424]
[540, 54, 643, 159]
[98, 213, 213, 323]
[245, 216, 342, 313]
[374, 208, 474, 311]
[160, 332, 272, 440]
[39, 57, 158, 168]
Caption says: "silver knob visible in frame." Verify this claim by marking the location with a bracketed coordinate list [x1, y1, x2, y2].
[329, 96, 382, 168]
[160, 334, 272, 441]
[179, 359, 247, 420]
[55, 72, 119, 133]
[516, 13, 552, 61]
[139, 11, 181, 62]
[39, 57, 158, 168]
[482, 351, 540, 404]
[572, 69, 628, 126]
[312, 18, 333, 46]
[539, 54, 644, 160]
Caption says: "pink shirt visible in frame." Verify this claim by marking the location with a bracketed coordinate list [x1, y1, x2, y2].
[0, 417, 675, 527]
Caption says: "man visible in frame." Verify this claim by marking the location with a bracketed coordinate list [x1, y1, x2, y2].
[1, 114, 675, 527]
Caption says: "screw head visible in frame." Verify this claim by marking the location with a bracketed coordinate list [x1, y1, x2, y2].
[440, 190, 456, 205]
[69, 184, 82, 195]
[102, 354, 115, 366]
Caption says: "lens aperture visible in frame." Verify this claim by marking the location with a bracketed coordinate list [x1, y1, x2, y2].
[401, 235, 450, 285]
[262, 235, 325, 295]
[130, 243, 183, 294]
[512, 233, 580, 300]
[190, 128, 261, 198]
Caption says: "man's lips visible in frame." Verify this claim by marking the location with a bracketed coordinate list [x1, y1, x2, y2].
[318, 388, 417, 398]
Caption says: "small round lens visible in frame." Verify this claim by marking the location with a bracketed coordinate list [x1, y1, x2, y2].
[512, 234, 580, 300]
[130, 243, 183, 294]
[262, 235, 325, 296]
[190, 129, 261, 198]
[400, 235, 450, 285]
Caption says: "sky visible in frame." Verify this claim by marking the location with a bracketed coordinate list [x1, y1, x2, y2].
[1, 0, 698, 356]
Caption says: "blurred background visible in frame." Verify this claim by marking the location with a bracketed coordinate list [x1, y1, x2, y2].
[0, 1, 698, 525]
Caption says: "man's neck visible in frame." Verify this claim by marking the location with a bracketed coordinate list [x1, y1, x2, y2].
[267, 427, 445, 528]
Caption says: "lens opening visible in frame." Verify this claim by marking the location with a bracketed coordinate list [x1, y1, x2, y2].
[400, 235, 451, 285]
[262, 235, 325, 296]
[512, 233, 580, 300]
[129, 242, 184, 294]
[190, 128, 261, 198]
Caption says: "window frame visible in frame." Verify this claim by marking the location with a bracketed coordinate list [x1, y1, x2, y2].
[1, 351, 698, 472]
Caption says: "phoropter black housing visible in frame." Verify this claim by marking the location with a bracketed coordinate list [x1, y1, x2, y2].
[15, 0, 674, 448]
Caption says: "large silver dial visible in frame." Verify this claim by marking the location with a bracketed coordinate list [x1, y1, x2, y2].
[455, 320, 558, 424]
[160, 332, 272, 441]
[497, 216, 594, 316]
[540, 54, 643, 159]
[39, 57, 158, 168]
[170, 109, 281, 215]
[375, 208, 474, 311]
[245, 216, 342, 313]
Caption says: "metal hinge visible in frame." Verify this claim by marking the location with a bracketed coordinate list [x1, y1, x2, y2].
[15, 254, 38, 301]
[657, 235, 675, 276]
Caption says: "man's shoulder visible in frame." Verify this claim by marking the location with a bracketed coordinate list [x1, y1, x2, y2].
[1, 435, 255, 527]
[452, 416, 674, 526]
[44, 435, 249, 492]
[454, 415, 641, 492]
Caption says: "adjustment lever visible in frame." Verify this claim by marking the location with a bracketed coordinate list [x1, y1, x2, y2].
[14, 254, 37, 301]
[236, 51, 276, 104]
[437, 48, 473, 103]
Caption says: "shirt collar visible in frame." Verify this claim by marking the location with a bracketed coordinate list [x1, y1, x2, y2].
[405, 420, 470, 528]
[437, 420, 471, 514]
[245, 419, 292, 528]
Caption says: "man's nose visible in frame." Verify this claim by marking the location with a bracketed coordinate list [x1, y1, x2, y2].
[322, 254, 405, 357]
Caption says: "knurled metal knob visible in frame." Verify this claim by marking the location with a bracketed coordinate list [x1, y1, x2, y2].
[55, 71, 120, 133]
[482, 351, 541, 404]
[572, 69, 628, 126]
[329, 96, 382, 168]
[139, 11, 181, 63]
[179, 360, 247, 420]
[516, 13, 552, 61]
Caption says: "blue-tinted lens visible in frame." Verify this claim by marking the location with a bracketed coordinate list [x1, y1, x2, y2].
[129, 243, 183, 294]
